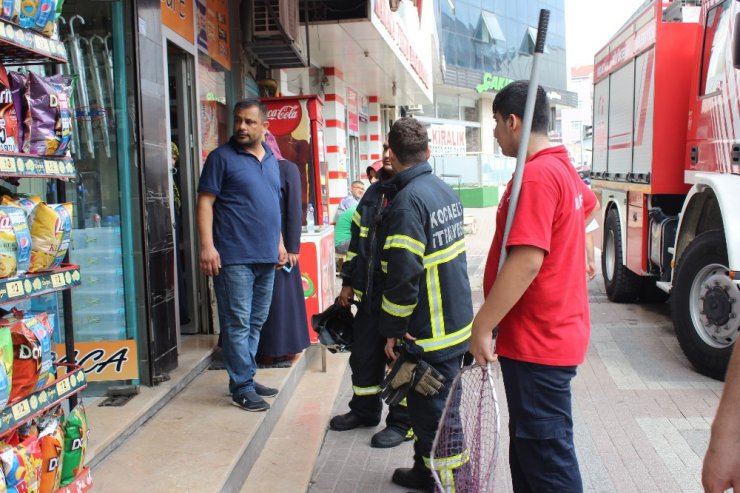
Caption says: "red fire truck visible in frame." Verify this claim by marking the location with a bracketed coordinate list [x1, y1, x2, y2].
[592, 0, 740, 379]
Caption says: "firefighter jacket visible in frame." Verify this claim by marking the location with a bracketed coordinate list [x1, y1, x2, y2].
[375, 162, 473, 363]
[340, 170, 394, 304]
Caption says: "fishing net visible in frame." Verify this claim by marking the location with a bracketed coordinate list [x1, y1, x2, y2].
[430, 363, 501, 493]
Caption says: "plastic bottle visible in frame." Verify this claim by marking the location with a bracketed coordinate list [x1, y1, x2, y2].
[307, 204, 315, 233]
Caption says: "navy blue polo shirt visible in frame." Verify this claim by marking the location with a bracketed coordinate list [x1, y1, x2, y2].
[198, 138, 281, 265]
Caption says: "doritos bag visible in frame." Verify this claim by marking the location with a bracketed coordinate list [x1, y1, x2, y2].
[0, 205, 31, 278]
[0, 65, 19, 153]
[38, 418, 63, 493]
[60, 404, 87, 486]
[29, 202, 72, 273]
[23, 314, 52, 390]
[23, 73, 72, 156]
[8, 318, 41, 402]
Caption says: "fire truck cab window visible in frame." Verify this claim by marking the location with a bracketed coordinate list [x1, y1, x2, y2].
[700, 0, 731, 95]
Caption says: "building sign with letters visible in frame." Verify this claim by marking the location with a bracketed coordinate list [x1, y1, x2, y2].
[55, 340, 139, 382]
[161, 0, 195, 43]
[428, 124, 467, 156]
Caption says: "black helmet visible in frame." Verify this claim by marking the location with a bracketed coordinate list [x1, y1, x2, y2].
[312, 300, 355, 353]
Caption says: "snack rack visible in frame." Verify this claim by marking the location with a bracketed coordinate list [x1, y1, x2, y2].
[0, 18, 92, 493]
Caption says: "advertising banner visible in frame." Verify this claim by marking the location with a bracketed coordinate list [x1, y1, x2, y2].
[347, 88, 359, 135]
[428, 124, 467, 156]
[196, 0, 230, 69]
[161, 0, 195, 43]
[55, 340, 139, 382]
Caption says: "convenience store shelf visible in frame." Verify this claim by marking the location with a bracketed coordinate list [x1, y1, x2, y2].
[0, 19, 67, 64]
[0, 264, 81, 305]
[0, 363, 87, 434]
[0, 152, 75, 179]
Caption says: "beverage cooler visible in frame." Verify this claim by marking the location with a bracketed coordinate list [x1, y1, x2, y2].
[262, 96, 335, 343]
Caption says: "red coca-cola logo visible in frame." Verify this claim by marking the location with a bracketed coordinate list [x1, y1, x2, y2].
[266, 103, 302, 136]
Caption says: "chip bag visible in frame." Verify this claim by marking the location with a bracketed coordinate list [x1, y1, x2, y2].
[0, 65, 19, 153]
[0, 0, 20, 22]
[23, 73, 72, 156]
[0, 440, 38, 493]
[8, 72, 26, 150]
[23, 314, 52, 391]
[0, 205, 31, 278]
[20, 435, 42, 493]
[60, 404, 87, 486]
[38, 418, 63, 493]
[29, 202, 72, 273]
[8, 318, 41, 402]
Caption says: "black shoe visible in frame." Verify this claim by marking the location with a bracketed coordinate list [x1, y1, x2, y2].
[232, 392, 270, 412]
[391, 467, 433, 491]
[254, 382, 278, 397]
[329, 412, 379, 431]
[370, 427, 413, 448]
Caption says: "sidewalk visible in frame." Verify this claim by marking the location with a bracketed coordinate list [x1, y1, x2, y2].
[308, 207, 721, 493]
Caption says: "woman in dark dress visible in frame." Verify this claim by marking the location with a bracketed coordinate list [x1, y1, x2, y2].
[257, 133, 310, 366]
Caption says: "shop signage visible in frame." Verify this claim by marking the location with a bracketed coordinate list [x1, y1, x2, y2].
[161, 0, 194, 44]
[476, 73, 513, 93]
[196, 0, 230, 70]
[373, 0, 431, 90]
[265, 101, 303, 136]
[55, 340, 139, 382]
[347, 88, 360, 135]
[359, 95, 369, 123]
[428, 124, 467, 156]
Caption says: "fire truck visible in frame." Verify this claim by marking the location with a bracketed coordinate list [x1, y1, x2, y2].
[591, 0, 740, 379]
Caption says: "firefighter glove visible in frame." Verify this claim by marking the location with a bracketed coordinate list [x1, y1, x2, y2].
[411, 360, 446, 397]
[380, 355, 416, 406]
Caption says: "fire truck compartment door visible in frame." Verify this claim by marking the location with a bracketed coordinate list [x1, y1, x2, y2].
[632, 49, 655, 176]
[607, 62, 636, 178]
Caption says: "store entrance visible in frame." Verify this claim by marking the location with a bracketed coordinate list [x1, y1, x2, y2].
[166, 43, 207, 336]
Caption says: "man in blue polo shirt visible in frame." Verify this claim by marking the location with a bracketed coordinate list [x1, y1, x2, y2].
[197, 98, 285, 412]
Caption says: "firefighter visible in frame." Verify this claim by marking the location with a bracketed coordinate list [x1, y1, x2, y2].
[377, 118, 474, 491]
[329, 143, 413, 449]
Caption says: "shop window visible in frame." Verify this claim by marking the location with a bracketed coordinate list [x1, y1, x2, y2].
[198, 56, 230, 164]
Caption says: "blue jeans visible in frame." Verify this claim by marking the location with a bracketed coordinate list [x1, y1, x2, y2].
[499, 356, 583, 493]
[213, 264, 275, 396]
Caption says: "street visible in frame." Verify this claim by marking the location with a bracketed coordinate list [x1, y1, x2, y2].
[309, 207, 722, 493]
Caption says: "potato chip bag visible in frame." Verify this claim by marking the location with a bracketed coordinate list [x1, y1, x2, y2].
[29, 201, 71, 273]
[20, 435, 42, 493]
[8, 318, 41, 402]
[0, 205, 31, 278]
[23, 73, 72, 156]
[0, 322, 14, 409]
[8, 72, 26, 150]
[22, 314, 51, 391]
[0, 0, 21, 22]
[0, 65, 19, 153]
[60, 404, 87, 487]
[38, 418, 62, 493]
[0, 440, 37, 493]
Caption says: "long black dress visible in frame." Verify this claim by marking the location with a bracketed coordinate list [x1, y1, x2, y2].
[257, 159, 310, 358]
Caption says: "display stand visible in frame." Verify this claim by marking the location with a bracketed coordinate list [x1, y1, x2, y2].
[0, 19, 91, 493]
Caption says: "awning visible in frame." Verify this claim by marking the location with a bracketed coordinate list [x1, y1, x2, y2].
[478, 11, 505, 43]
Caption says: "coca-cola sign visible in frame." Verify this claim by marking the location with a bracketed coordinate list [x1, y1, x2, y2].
[265, 102, 302, 136]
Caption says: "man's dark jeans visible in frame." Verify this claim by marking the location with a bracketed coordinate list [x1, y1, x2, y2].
[499, 356, 583, 493]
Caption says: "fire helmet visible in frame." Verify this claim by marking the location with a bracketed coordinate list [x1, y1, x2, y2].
[312, 300, 355, 353]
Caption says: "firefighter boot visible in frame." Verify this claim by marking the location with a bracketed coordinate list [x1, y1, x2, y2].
[391, 465, 434, 491]
[370, 426, 413, 448]
[329, 412, 379, 431]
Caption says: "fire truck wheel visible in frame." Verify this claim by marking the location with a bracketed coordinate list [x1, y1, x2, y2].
[672, 230, 735, 380]
[602, 208, 642, 302]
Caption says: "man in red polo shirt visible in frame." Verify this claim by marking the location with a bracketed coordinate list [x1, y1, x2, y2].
[470, 81, 597, 492]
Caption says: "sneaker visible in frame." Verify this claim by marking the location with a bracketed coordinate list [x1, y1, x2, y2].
[254, 382, 278, 397]
[329, 412, 379, 431]
[232, 392, 270, 412]
[370, 427, 414, 448]
[391, 467, 433, 491]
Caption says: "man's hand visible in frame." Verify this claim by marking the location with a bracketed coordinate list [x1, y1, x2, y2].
[702, 433, 740, 492]
[287, 252, 300, 266]
[587, 260, 596, 280]
[277, 242, 288, 267]
[338, 286, 354, 307]
[385, 333, 416, 361]
[469, 318, 497, 366]
[200, 245, 221, 277]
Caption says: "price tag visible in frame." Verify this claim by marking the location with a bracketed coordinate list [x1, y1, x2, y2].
[44, 160, 59, 175]
[6, 281, 24, 298]
[11, 400, 31, 421]
[51, 273, 66, 288]
[56, 377, 71, 395]
[35, 35, 49, 53]
[0, 157, 15, 173]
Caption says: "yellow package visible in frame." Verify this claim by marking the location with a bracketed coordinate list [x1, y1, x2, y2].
[0, 208, 17, 278]
[29, 202, 72, 272]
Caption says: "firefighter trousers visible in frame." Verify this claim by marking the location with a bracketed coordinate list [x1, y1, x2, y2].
[347, 308, 410, 432]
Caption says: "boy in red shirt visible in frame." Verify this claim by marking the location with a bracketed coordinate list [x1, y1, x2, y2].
[470, 81, 597, 492]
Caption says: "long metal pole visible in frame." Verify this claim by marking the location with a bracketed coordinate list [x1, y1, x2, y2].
[497, 9, 550, 273]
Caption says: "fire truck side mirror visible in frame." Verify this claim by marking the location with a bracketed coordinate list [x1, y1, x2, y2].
[734, 13, 740, 69]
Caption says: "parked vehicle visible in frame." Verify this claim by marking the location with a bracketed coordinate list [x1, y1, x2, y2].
[591, 0, 740, 379]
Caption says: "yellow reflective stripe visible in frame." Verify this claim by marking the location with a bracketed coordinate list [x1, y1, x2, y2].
[382, 295, 416, 318]
[427, 266, 445, 338]
[381, 261, 388, 273]
[353, 385, 381, 396]
[404, 428, 414, 439]
[423, 239, 466, 268]
[346, 251, 357, 261]
[359, 226, 369, 238]
[416, 322, 471, 351]
[424, 450, 470, 470]
[398, 398, 407, 407]
[384, 235, 425, 257]
[353, 289, 363, 299]
[352, 210, 361, 227]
